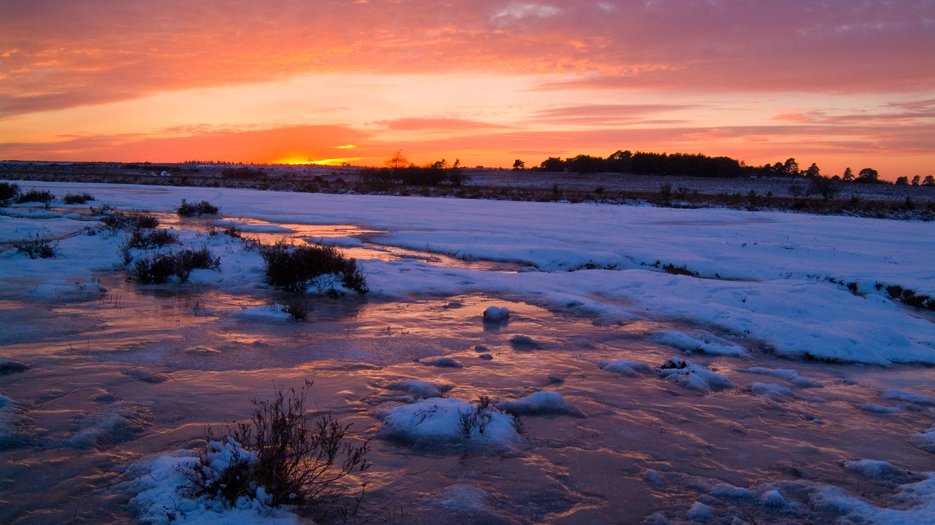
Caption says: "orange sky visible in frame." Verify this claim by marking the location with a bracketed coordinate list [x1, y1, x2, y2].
[2, 1, 934, 179]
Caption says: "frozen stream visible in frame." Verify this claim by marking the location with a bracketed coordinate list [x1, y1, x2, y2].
[1, 182, 934, 524]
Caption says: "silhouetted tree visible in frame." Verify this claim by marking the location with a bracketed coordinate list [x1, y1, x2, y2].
[805, 163, 821, 178]
[895, 176, 909, 186]
[783, 158, 800, 177]
[911, 175, 921, 186]
[843, 167, 854, 182]
[539, 157, 564, 172]
[512, 159, 525, 170]
[386, 150, 409, 169]
[857, 168, 879, 183]
[924, 175, 935, 186]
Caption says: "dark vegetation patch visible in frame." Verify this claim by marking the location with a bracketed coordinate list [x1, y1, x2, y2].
[15, 189, 54, 204]
[124, 228, 179, 250]
[130, 248, 219, 284]
[0, 182, 20, 204]
[62, 192, 95, 204]
[646, 260, 699, 277]
[260, 242, 367, 294]
[12, 235, 58, 259]
[101, 211, 159, 230]
[876, 283, 935, 311]
[190, 381, 370, 516]
[177, 199, 219, 216]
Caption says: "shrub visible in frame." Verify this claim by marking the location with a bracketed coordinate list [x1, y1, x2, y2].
[62, 193, 95, 204]
[177, 199, 220, 216]
[15, 189, 55, 204]
[260, 242, 367, 293]
[130, 248, 218, 284]
[0, 182, 19, 203]
[191, 381, 370, 511]
[125, 228, 178, 249]
[101, 211, 159, 230]
[12, 236, 58, 259]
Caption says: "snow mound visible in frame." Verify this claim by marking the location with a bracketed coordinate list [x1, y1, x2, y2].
[235, 304, 293, 322]
[882, 389, 935, 406]
[599, 359, 653, 377]
[657, 358, 734, 393]
[915, 426, 935, 454]
[738, 367, 822, 388]
[377, 397, 521, 452]
[67, 401, 152, 448]
[421, 357, 463, 368]
[687, 501, 713, 520]
[482, 306, 510, 323]
[509, 335, 542, 350]
[387, 380, 452, 399]
[760, 489, 787, 508]
[860, 403, 903, 414]
[844, 459, 911, 481]
[743, 382, 795, 401]
[31, 278, 106, 301]
[813, 473, 935, 525]
[126, 438, 304, 525]
[651, 329, 748, 357]
[308, 273, 352, 295]
[498, 391, 584, 417]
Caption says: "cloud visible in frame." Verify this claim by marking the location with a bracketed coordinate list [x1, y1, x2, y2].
[374, 117, 512, 132]
[490, 3, 563, 26]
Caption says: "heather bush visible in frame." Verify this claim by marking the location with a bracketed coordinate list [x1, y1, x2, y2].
[260, 242, 367, 294]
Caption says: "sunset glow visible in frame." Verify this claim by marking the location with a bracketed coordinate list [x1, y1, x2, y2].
[2, 1, 934, 179]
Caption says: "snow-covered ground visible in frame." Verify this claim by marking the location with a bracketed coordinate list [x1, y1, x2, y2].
[1, 181, 933, 524]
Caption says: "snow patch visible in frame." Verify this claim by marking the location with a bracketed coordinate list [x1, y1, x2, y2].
[599, 359, 653, 377]
[482, 306, 510, 323]
[67, 401, 152, 448]
[882, 389, 935, 406]
[738, 367, 822, 388]
[651, 329, 748, 357]
[234, 304, 293, 322]
[743, 381, 795, 401]
[498, 391, 583, 417]
[386, 380, 452, 399]
[377, 398, 521, 453]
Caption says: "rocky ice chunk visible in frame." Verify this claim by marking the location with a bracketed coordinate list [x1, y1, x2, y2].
[482, 306, 510, 323]
[658, 357, 734, 393]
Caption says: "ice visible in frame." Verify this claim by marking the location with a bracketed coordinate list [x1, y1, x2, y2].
[0, 394, 24, 448]
[650, 329, 748, 357]
[658, 358, 734, 393]
[498, 391, 584, 417]
[743, 382, 795, 401]
[759, 489, 787, 508]
[882, 389, 935, 406]
[235, 304, 294, 322]
[687, 501, 714, 520]
[377, 397, 522, 452]
[427, 483, 490, 513]
[66, 401, 152, 448]
[599, 359, 653, 377]
[0, 359, 29, 375]
[386, 380, 452, 399]
[737, 367, 823, 388]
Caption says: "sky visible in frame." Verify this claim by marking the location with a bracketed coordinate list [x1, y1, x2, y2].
[1, 0, 934, 179]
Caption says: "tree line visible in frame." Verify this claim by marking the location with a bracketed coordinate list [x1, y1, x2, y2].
[517, 150, 934, 186]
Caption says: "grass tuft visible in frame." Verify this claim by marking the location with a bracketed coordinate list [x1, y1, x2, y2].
[130, 248, 218, 284]
[62, 192, 95, 204]
[260, 242, 367, 294]
[177, 199, 220, 216]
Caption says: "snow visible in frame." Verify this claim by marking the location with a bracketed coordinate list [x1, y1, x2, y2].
[650, 329, 748, 357]
[482, 305, 510, 323]
[743, 382, 795, 401]
[599, 359, 653, 377]
[844, 459, 909, 481]
[915, 425, 935, 453]
[386, 380, 452, 399]
[377, 397, 522, 452]
[421, 357, 464, 368]
[860, 403, 903, 414]
[498, 391, 584, 417]
[759, 490, 787, 508]
[657, 358, 734, 393]
[814, 473, 935, 525]
[882, 389, 935, 406]
[2, 182, 933, 365]
[67, 401, 152, 448]
[737, 367, 822, 388]
[125, 438, 307, 525]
